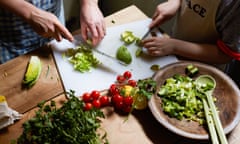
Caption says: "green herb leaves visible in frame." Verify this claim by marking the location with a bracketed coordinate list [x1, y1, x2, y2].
[17, 91, 108, 144]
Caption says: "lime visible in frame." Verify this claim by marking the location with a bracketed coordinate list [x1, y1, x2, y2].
[133, 93, 148, 110]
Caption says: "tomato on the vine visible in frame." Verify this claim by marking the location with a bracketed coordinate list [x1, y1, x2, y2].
[116, 75, 125, 83]
[123, 96, 133, 106]
[109, 84, 119, 95]
[82, 92, 92, 102]
[99, 95, 110, 106]
[92, 99, 101, 108]
[84, 102, 93, 111]
[90, 90, 100, 100]
[112, 94, 123, 104]
[123, 105, 132, 113]
[128, 79, 137, 87]
[123, 71, 132, 80]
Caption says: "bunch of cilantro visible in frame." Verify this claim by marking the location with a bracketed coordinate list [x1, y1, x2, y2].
[17, 91, 108, 144]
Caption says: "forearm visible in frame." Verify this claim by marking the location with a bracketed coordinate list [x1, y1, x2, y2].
[0, 0, 37, 21]
[171, 39, 232, 64]
[80, 0, 98, 6]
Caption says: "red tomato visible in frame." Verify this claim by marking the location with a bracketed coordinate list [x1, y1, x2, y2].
[116, 75, 125, 83]
[114, 101, 124, 110]
[123, 71, 132, 80]
[84, 102, 93, 111]
[112, 94, 123, 104]
[92, 99, 101, 108]
[128, 79, 137, 87]
[90, 90, 100, 100]
[123, 96, 133, 106]
[109, 84, 119, 95]
[123, 105, 132, 113]
[99, 95, 110, 107]
[82, 92, 92, 102]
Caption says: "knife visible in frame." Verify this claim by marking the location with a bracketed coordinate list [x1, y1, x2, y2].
[141, 28, 152, 40]
[90, 47, 127, 66]
[75, 40, 128, 66]
[141, 27, 168, 40]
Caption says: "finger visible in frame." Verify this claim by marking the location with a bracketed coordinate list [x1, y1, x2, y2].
[149, 15, 163, 28]
[55, 31, 62, 42]
[152, 11, 159, 20]
[56, 24, 74, 42]
[81, 25, 89, 42]
[88, 25, 100, 46]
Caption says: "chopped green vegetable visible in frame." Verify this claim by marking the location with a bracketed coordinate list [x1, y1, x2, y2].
[64, 45, 100, 73]
[120, 31, 141, 45]
[121, 31, 135, 44]
[150, 64, 160, 71]
[17, 90, 108, 144]
[116, 45, 132, 64]
[158, 74, 205, 124]
[135, 47, 143, 57]
[185, 64, 199, 77]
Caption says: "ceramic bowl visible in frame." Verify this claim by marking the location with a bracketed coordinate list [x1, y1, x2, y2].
[148, 61, 240, 139]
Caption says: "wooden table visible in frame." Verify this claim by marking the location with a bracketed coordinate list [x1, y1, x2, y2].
[1, 5, 240, 144]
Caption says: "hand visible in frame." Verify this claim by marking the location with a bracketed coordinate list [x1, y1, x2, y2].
[149, 0, 181, 28]
[80, 1, 106, 46]
[27, 9, 74, 42]
[142, 37, 174, 56]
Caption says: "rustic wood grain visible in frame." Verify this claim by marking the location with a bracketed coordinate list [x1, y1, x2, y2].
[0, 46, 65, 113]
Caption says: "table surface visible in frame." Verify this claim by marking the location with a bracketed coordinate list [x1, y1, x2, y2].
[1, 5, 240, 144]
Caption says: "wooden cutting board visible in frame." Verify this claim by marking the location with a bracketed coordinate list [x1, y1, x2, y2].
[0, 47, 64, 113]
[51, 19, 178, 96]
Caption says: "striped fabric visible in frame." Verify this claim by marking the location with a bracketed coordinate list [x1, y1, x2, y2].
[0, 0, 61, 64]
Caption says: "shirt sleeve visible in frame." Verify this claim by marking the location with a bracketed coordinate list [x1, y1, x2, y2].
[216, 0, 240, 60]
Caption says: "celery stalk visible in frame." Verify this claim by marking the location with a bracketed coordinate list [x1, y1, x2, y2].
[206, 91, 228, 144]
[202, 98, 219, 144]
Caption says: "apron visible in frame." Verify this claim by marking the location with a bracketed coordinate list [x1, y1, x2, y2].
[172, 0, 226, 70]
[172, 0, 221, 44]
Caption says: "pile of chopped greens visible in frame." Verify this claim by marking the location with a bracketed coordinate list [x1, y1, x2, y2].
[63, 45, 100, 73]
[17, 91, 108, 144]
[157, 74, 205, 124]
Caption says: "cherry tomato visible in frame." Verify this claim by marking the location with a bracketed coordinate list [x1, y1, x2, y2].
[99, 95, 110, 107]
[112, 94, 123, 104]
[90, 90, 100, 100]
[116, 75, 125, 83]
[114, 101, 124, 110]
[92, 99, 101, 108]
[123, 96, 133, 106]
[82, 92, 92, 102]
[109, 84, 119, 95]
[123, 105, 132, 113]
[123, 71, 132, 80]
[128, 79, 137, 87]
[84, 102, 93, 111]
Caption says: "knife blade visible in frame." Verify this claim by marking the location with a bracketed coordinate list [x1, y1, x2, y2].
[141, 28, 152, 40]
[74, 39, 127, 66]
[90, 47, 127, 65]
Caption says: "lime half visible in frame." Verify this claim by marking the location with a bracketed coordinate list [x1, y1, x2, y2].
[133, 93, 148, 110]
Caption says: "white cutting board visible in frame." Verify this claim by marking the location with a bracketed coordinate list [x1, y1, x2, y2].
[51, 19, 178, 96]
